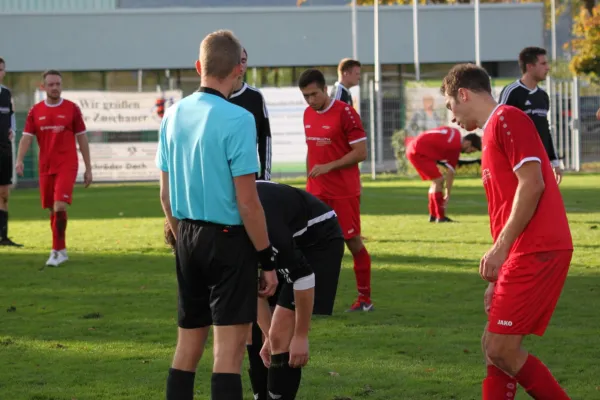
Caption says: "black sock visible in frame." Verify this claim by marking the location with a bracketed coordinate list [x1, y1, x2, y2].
[166, 368, 195, 400]
[0, 210, 7, 240]
[211, 373, 242, 400]
[247, 324, 268, 399]
[267, 352, 302, 400]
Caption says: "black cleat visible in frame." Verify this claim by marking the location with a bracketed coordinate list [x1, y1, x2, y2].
[429, 215, 436, 223]
[436, 217, 455, 223]
[0, 238, 23, 247]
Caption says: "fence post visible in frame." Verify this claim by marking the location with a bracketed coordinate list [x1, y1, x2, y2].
[571, 75, 581, 171]
[369, 79, 376, 180]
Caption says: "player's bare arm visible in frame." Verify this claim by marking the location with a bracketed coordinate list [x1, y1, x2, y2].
[76, 134, 93, 187]
[234, 173, 278, 297]
[479, 161, 545, 282]
[159, 171, 178, 240]
[15, 134, 34, 176]
[444, 167, 455, 206]
[308, 141, 367, 178]
[289, 285, 314, 368]
[256, 296, 273, 367]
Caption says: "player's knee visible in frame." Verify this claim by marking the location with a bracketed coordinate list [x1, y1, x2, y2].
[53, 201, 68, 212]
[268, 324, 291, 354]
[346, 236, 363, 255]
[0, 186, 9, 206]
[213, 326, 249, 369]
[484, 334, 518, 369]
[431, 178, 444, 192]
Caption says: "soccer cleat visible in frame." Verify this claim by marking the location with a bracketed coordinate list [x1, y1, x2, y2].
[346, 298, 374, 312]
[46, 250, 59, 267]
[55, 250, 69, 266]
[0, 238, 23, 247]
[429, 215, 436, 223]
[436, 216, 455, 223]
[46, 250, 68, 267]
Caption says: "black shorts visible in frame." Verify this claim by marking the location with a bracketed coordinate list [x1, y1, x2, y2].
[175, 219, 258, 329]
[0, 147, 12, 186]
[277, 236, 345, 316]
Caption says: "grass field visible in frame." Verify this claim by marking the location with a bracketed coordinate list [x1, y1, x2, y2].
[1, 174, 600, 400]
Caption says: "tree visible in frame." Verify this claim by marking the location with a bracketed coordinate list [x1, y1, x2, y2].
[568, 5, 600, 80]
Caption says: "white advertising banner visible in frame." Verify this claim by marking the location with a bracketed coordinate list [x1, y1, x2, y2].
[77, 142, 159, 182]
[261, 85, 361, 173]
[36, 90, 183, 132]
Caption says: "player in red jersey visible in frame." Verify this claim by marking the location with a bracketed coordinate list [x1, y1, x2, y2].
[298, 68, 373, 313]
[442, 63, 573, 400]
[16, 70, 93, 267]
[406, 126, 481, 222]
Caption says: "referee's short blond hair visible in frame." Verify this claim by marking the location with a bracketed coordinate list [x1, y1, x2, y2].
[199, 30, 243, 80]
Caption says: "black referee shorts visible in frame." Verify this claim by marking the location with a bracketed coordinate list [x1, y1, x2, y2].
[175, 219, 258, 329]
[277, 236, 345, 316]
[0, 147, 13, 186]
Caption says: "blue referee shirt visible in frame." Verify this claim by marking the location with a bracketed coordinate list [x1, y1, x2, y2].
[156, 87, 259, 225]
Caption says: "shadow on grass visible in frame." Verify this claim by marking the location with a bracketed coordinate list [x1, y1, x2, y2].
[1, 251, 599, 399]
[8, 177, 600, 224]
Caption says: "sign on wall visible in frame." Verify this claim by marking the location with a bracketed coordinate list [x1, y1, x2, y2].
[77, 142, 159, 182]
[35, 90, 183, 132]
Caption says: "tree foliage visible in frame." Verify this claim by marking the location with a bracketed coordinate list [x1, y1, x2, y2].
[568, 5, 600, 80]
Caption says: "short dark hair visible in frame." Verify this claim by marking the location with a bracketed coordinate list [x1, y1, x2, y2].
[298, 68, 326, 90]
[338, 58, 361, 75]
[0, 57, 5, 66]
[441, 63, 492, 98]
[42, 69, 62, 80]
[464, 133, 482, 151]
[518, 47, 547, 74]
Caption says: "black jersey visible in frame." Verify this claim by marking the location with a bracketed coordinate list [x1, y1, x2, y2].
[257, 180, 342, 285]
[229, 83, 272, 180]
[498, 80, 559, 166]
[257, 180, 342, 248]
[330, 82, 353, 107]
[0, 85, 15, 150]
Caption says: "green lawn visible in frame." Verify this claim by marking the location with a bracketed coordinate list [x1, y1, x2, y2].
[1, 174, 600, 400]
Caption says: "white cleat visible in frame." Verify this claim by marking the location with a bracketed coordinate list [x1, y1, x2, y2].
[46, 249, 68, 267]
[46, 250, 59, 267]
[55, 250, 69, 266]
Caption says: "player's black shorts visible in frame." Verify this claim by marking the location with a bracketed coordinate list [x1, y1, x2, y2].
[175, 219, 258, 329]
[277, 236, 345, 316]
[0, 146, 13, 186]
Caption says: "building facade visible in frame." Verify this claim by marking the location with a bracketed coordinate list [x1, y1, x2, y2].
[1, 2, 545, 110]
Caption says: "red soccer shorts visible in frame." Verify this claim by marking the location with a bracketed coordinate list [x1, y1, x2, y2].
[488, 249, 573, 337]
[39, 170, 78, 209]
[321, 196, 361, 240]
[406, 150, 442, 181]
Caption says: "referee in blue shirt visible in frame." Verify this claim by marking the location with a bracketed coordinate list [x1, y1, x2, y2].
[156, 30, 279, 400]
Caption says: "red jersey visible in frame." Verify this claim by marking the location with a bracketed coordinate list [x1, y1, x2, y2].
[408, 126, 463, 170]
[304, 100, 366, 199]
[481, 105, 572, 255]
[23, 98, 87, 175]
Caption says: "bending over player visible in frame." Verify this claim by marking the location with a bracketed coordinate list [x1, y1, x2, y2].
[406, 126, 481, 222]
[442, 63, 573, 400]
[16, 70, 93, 266]
[298, 68, 373, 313]
[165, 180, 345, 400]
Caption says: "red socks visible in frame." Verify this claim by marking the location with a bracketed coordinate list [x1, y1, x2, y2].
[482, 365, 518, 400]
[514, 354, 570, 399]
[433, 192, 445, 219]
[51, 211, 68, 251]
[428, 193, 435, 218]
[352, 246, 371, 300]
